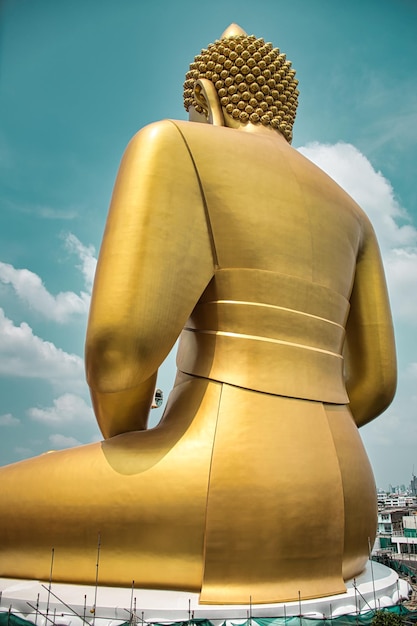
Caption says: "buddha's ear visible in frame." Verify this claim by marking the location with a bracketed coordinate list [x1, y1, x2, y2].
[193, 78, 225, 126]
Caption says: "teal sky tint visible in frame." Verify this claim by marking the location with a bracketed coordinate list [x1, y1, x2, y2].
[0, 0, 416, 489]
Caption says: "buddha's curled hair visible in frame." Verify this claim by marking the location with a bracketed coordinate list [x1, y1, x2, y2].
[184, 34, 299, 143]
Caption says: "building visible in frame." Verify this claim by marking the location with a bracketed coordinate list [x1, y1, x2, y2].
[375, 508, 417, 557]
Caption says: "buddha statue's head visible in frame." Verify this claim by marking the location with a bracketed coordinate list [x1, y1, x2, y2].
[183, 24, 299, 143]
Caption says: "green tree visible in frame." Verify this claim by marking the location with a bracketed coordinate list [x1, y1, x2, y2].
[371, 611, 404, 626]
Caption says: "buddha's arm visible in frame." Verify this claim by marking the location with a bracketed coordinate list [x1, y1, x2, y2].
[344, 218, 397, 427]
[85, 120, 215, 438]
[89, 377, 158, 439]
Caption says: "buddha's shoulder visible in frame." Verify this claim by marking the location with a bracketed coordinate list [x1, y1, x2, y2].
[125, 119, 180, 149]
[128, 119, 200, 144]
[128, 119, 229, 149]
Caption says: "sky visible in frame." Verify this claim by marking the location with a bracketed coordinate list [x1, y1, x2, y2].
[0, 0, 416, 491]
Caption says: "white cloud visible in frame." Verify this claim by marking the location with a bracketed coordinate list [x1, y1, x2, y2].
[28, 393, 93, 426]
[298, 142, 417, 326]
[0, 413, 20, 426]
[64, 232, 97, 292]
[0, 307, 85, 394]
[48, 434, 82, 449]
[298, 142, 417, 252]
[383, 248, 417, 325]
[0, 232, 96, 323]
[0, 262, 90, 323]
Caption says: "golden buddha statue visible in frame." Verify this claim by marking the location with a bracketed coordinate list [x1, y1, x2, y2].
[0, 25, 396, 605]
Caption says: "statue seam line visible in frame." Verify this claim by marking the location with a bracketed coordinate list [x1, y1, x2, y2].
[183, 327, 344, 359]
[202, 299, 345, 329]
[201, 381, 224, 591]
[169, 120, 219, 269]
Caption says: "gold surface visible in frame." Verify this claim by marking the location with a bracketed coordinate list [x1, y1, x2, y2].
[0, 26, 396, 605]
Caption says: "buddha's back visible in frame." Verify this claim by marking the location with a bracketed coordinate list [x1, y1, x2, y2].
[174, 120, 363, 292]
[174, 120, 366, 406]
[167, 121, 377, 604]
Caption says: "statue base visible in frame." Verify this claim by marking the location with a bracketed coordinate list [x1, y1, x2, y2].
[0, 562, 410, 624]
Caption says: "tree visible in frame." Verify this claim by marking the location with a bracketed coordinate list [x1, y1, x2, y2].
[371, 610, 404, 626]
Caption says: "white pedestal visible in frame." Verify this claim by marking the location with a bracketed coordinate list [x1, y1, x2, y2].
[0, 562, 411, 625]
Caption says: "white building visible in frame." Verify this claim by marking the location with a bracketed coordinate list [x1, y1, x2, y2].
[390, 514, 417, 556]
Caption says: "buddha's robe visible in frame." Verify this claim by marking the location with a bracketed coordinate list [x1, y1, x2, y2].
[0, 120, 396, 604]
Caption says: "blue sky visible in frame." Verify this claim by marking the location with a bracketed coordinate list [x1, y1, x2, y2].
[0, 0, 416, 490]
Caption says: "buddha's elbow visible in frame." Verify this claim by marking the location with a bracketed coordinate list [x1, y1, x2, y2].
[348, 369, 397, 428]
[85, 329, 152, 393]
